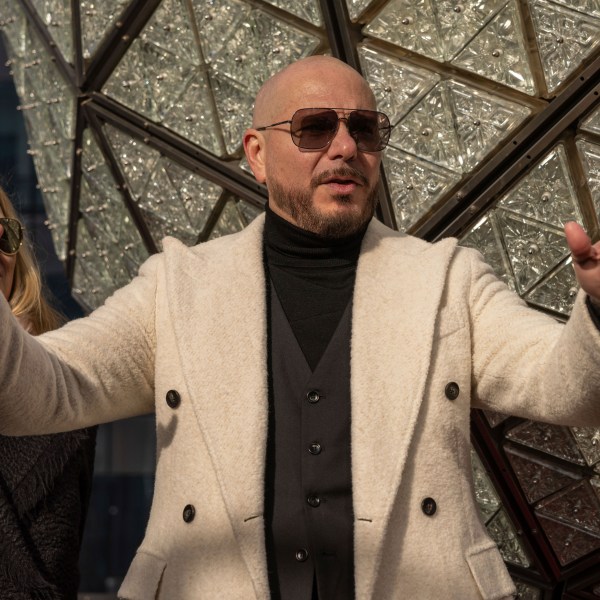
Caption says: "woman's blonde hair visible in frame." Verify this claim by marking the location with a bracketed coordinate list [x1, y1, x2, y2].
[0, 186, 64, 334]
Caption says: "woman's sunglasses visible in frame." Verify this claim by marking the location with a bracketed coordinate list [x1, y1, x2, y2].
[0, 218, 23, 256]
[257, 107, 391, 152]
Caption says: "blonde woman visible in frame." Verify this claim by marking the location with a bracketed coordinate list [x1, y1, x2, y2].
[0, 186, 96, 599]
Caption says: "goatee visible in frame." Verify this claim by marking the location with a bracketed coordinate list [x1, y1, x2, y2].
[267, 167, 379, 238]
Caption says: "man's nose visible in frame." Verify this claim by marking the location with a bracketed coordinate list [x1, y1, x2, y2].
[327, 119, 358, 161]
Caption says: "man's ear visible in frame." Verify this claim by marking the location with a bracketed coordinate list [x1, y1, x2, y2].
[243, 129, 267, 183]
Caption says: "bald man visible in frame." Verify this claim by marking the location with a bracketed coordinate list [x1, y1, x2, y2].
[1, 55, 600, 600]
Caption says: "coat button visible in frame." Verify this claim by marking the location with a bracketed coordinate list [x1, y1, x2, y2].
[421, 497, 437, 516]
[306, 390, 321, 404]
[182, 504, 196, 523]
[307, 495, 321, 508]
[308, 442, 322, 455]
[444, 382, 460, 401]
[295, 548, 309, 562]
[166, 389, 181, 408]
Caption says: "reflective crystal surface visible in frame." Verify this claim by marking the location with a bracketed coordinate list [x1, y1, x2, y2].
[514, 581, 543, 600]
[452, 0, 536, 95]
[483, 409, 510, 428]
[383, 147, 460, 231]
[80, 0, 131, 60]
[358, 44, 439, 127]
[29, 0, 73, 63]
[537, 513, 600, 565]
[536, 480, 600, 536]
[365, 0, 445, 61]
[1, 6, 74, 260]
[471, 447, 502, 522]
[530, 0, 600, 93]
[262, 0, 323, 26]
[504, 442, 581, 504]
[105, 124, 223, 247]
[571, 427, 600, 467]
[208, 197, 262, 239]
[525, 258, 579, 316]
[495, 211, 570, 295]
[506, 421, 586, 465]
[576, 138, 600, 220]
[487, 507, 531, 567]
[73, 128, 149, 310]
[191, 0, 320, 154]
[460, 214, 515, 290]
[346, 0, 375, 21]
[580, 105, 600, 136]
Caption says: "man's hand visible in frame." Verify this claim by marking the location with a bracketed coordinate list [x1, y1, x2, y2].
[565, 221, 600, 304]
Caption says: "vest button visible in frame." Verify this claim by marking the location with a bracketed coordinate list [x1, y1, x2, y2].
[444, 382, 460, 401]
[166, 389, 181, 408]
[295, 548, 309, 562]
[308, 442, 322, 455]
[421, 497, 437, 516]
[307, 495, 321, 508]
[182, 504, 196, 523]
[306, 390, 321, 404]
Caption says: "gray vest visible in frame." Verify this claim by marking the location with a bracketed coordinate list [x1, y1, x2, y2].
[265, 285, 355, 600]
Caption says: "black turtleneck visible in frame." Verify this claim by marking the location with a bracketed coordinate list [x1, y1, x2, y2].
[263, 206, 367, 371]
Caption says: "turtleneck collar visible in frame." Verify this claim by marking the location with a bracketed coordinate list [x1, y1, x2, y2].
[263, 204, 367, 265]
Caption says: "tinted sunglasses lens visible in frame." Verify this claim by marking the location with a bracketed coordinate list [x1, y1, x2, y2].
[349, 110, 390, 151]
[0, 218, 21, 255]
[291, 109, 338, 149]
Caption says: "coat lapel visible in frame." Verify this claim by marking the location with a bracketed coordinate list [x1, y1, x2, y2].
[351, 220, 458, 597]
[163, 215, 270, 597]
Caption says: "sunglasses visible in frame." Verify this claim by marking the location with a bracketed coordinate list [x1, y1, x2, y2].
[0, 218, 23, 256]
[256, 107, 391, 152]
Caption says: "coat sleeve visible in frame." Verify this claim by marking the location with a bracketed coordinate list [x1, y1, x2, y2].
[465, 248, 600, 425]
[0, 253, 160, 435]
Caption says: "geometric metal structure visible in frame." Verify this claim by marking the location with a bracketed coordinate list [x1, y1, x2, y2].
[1, 0, 600, 595]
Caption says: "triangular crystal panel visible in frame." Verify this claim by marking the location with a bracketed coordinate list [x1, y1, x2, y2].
[570, 427, 600, 467]
[104, 124, 223, 248]
[452, 0, 536, 95]
[525, 258, 579, 316]
[436, 0, 507, 60]
[364, 0, 444, 61]
[346, 0, 374, 21]
[209, 197, 256, 239]
[530, 0, 600, 93]
[471, 447, 502, 523]
[391, 81, 463, 172]
[580, 104, 600, 136]
[486, 507, 531, 567]
[496, 211, 570, 294]
[460, 213, 515, 290]
[448, 80, 532, 171]
[103, 0, 225, 156]
[504, 442, 581, 504]
[196, 0, 320, 155]
[79, 0, 130, 60]
[576, 138, 600, 220]
[29, 0, 73, 63]
[358, 45, 439, 127]
[506, 421, 586, 465]
[383, 147, 460, 231]
[497, 144, 581, 228]
[262, 0, 323, 26]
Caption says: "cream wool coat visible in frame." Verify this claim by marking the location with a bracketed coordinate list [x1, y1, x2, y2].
[1, 214, 600, 600]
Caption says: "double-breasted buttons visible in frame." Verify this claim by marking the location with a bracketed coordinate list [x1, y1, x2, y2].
[444, 382, 460, 401]
[306, 390, 321, 404]
[182, 504, 196, 523]
[421, 497, 437, 516]
[166, 389, 181, 409]
[308, 442, 322, 455]
[307, 495, 321, 508]
[295, 548, 309, 562]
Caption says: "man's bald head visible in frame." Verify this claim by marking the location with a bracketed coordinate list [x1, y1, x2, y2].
[252, 55, 377, 127]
